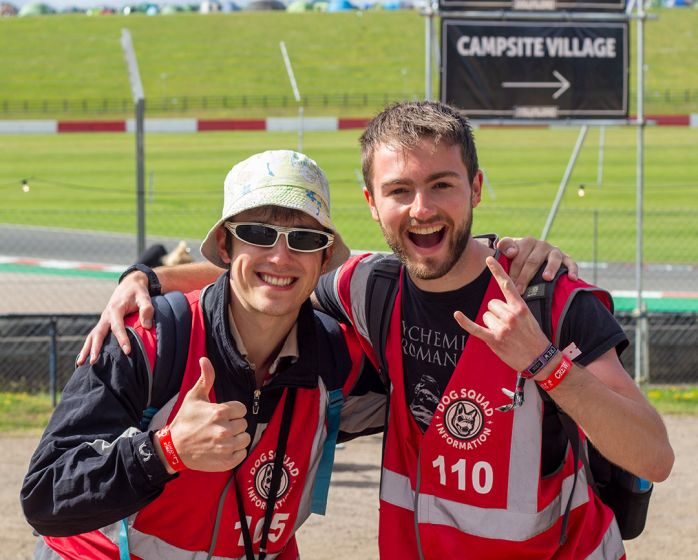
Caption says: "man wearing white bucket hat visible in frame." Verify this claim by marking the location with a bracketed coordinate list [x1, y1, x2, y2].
[23, 150, 386, 560]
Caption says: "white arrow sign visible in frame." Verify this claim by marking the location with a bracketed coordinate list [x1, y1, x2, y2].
[502, 70, 571, 100]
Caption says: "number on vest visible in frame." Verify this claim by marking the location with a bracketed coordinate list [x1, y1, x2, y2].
[432, 455, 493, 494]
[235, 513, 290, 546]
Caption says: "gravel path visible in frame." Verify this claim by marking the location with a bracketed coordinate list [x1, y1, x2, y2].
[3, 415, 695, 559]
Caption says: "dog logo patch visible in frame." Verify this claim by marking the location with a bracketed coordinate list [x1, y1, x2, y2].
[433, 389, 495, 450]
[254, 461, 290, 500]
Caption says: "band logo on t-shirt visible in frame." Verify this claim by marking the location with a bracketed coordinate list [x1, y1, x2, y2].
[401, 323, 468, 369]
[401, 270, 492, 432]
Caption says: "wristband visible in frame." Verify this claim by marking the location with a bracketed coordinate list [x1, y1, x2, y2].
[155, 426, 186, 472]
[119, 263, 161, 296]
[537, 356, 573, 392]
[520, 343, 559, 379]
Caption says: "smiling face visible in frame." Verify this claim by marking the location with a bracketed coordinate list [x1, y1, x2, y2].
[365, 138, 483, 290]
[215, 207, 331, 323]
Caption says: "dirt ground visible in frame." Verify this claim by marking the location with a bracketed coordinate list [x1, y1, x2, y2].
[3, 415, 696, 559]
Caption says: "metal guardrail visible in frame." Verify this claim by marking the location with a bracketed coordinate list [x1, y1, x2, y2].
[1, 312, 695, 403]
[0, 92, 420, 117]
[1, 90, 696, 116]
[0, 314, 98, 403]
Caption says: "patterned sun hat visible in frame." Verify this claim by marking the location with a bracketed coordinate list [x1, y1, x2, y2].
[200, 150, 350, 271]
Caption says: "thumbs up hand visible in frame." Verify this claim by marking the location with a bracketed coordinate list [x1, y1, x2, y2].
[158, 357, 251, 473]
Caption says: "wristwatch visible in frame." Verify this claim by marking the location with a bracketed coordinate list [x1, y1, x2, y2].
[118, 263, 162, 296]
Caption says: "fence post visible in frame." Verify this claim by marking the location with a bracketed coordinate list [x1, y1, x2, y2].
[634, 307, 650, 384]
[48, 319, 57, 407]
[592, 209, 598, 285]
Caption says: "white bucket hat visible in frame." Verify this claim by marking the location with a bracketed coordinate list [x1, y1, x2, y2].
[200, 150, 350, 271]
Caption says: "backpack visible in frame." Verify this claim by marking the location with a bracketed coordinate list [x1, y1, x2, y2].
[364, 254, 652, 541]
[129, 291, 347, 514]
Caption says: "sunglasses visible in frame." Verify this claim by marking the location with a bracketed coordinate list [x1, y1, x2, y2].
[224, 222, 335, 253]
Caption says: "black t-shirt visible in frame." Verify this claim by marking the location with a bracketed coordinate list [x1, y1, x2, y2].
[401, 267, 629, 432]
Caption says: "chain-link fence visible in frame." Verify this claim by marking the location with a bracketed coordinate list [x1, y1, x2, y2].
[1, 206, 697, 392]
[2, 89, 696, 118]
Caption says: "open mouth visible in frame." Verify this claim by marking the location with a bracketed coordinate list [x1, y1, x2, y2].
[407, 224, 446, 249]
[258, 273, 296, 287]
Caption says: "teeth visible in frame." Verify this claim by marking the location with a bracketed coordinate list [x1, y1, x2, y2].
[260, 273, 294, 287]
[408, 224, 444, 235]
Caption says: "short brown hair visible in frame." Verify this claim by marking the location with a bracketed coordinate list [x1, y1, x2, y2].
[360, 101, 479, 194]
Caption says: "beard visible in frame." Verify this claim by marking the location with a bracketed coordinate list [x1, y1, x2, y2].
[380, 212, 473, 281]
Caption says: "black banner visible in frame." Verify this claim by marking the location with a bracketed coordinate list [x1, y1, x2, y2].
[441, 20, 629, 120]
[439, 0, 625, 12]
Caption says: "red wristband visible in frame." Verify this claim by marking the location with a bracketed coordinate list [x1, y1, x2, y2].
[537, 356, 573, 392]
[155, 426, 186, 473]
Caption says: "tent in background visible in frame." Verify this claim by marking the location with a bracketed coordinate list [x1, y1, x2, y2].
[246, 0, 285, 9]
[327, 0, 355, 10]
[18, 2, 55, 15]
[287, 0, 311, 11]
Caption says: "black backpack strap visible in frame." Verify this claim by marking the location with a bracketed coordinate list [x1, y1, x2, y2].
[521, 265, 567, 342]
[365, 255, 402, 385]
[140, 291, 192, 429]
[364, 255, 401, 491]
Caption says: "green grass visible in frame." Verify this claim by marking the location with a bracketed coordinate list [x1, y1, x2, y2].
[644, 385, 698, 415]
[0, 9, 696, 118]
[1, 386, 695, 434]
[0, 11, 424, 118]
[0, 392, 54, 433]
[1, 126, 696, 262]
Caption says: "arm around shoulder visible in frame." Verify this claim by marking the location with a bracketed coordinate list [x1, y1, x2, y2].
[154, 261, 223, 295]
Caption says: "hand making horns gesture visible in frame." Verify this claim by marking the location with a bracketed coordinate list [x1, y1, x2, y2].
[454, 256, 553, 373]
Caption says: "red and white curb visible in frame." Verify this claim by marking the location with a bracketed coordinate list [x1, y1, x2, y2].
[612, 289, 698, 300]
[0, 255, 125, 274]
[0, 117, 372, 135]
[3, 256, 698, 302]
[0, 114, 696, 134]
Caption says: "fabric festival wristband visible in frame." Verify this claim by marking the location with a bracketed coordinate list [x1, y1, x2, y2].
[155, 426, 186, 473]
[520, 343, 559, 379]
[537, 356, 573, 392]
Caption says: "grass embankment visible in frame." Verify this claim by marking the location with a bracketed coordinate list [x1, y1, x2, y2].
[0, 11, 424, 118]
[0, 9, 696, 118]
